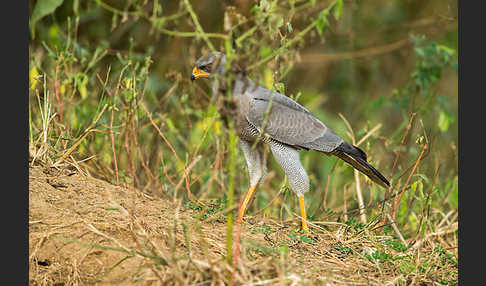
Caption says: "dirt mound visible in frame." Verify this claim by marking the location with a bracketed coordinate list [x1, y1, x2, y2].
[29, 165, 456, 285]
[30, 164, 228, 285]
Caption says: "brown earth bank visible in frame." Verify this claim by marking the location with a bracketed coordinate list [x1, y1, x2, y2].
[29, 164, 457, 285]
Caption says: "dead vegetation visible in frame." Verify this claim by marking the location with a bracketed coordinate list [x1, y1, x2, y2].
[29, 163, 457, 285]
[29, 0, 458, 284]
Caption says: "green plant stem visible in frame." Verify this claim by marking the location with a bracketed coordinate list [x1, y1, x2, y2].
[247, 0, 339, 71]
[94, 0, 139, 16]
[156, 28, 228, 40]
[235, 26, 257, 47]
[95, 0, 228, 40]
[183, 0, 216, 51]
[222, 38, 239, 286]
[226, 125, 236, 258]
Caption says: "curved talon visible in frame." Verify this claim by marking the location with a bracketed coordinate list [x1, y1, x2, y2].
[237, 218, 250, 225]
[237, 185, 258, 225]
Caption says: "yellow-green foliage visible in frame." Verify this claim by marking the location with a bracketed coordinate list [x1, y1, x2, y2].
[29, 0, 457, 241]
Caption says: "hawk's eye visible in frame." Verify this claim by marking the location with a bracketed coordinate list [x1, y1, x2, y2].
[199, 65, 210, 73]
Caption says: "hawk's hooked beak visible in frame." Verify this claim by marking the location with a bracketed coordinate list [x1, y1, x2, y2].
[191, 66, 210, 81]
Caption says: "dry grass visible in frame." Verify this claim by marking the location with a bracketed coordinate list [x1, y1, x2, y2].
[29, 162, 457, 285]
[29, 0, 457, 284]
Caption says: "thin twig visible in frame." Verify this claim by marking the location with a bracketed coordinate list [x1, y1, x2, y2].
[142, 104, 193, 200]
[410, 222, 458, 250]
[391, 140, 428, 220]
[389, 112, 416, 179]
[95, 0, 227, 40]
[183, 0, 216, 51]
[54, 104, 108, 166]
[109, 105, 119, 185]
[247, 0, 340, 71]
[173, 155, 202, 200]
[299, 39, 410, 63]
[322, 159, 339, 212]
[338, 113, 366, 224]
[385, 213, 408, 247]
[356, 124, 382, 147]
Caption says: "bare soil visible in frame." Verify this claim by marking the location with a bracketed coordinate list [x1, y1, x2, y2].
[29, 164, 457, 285]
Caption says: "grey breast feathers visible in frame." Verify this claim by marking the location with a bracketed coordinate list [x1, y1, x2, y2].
[246, 87, 344, 153]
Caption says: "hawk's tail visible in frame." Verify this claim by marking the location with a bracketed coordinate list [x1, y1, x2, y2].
[332, 142, 390, 188]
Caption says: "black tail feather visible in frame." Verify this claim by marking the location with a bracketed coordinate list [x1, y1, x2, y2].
[333, 142, 390, 188]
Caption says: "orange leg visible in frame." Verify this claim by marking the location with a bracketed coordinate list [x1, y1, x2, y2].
[298, 196, 309, 232]
[237, 185, 258, 223]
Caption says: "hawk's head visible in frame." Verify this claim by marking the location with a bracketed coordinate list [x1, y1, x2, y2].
[191, 52, 226, 81]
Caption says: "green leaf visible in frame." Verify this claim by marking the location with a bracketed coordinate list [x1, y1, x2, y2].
[416, 180, 424, 200]
[315, 10, 329, 36]
[399, 261, 416, 274]
[438, 110, 454, 132]
[299, 235, 315, 244]
[333, 0, 343, 20]
[75, 73, 88, 100]
[259, 46, 272, 58]
[414, 47, 425, 58]
[410, 181, 418, 195]
[437, 44, 456, 56]
[30, 0, 65, 37]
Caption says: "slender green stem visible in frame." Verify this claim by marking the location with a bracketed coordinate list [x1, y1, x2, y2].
[226, 125, 236, 260]
[183, 0, 216, 51]
[235, 26, 257, 47]
[95, 0, 228, 40]
[94, 0, 139, 16]
[247, 0, 339, 71]
[156, 28, 228, 39]
[165, 10, 189, 21]
[247, 21, 316, 70]
[224, 38, 235, 268]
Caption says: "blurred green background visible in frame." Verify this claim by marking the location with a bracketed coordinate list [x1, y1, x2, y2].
[29, 0, 458, 237]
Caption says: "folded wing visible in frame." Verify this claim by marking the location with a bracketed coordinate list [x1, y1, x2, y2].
[246, 87, 344, 153]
